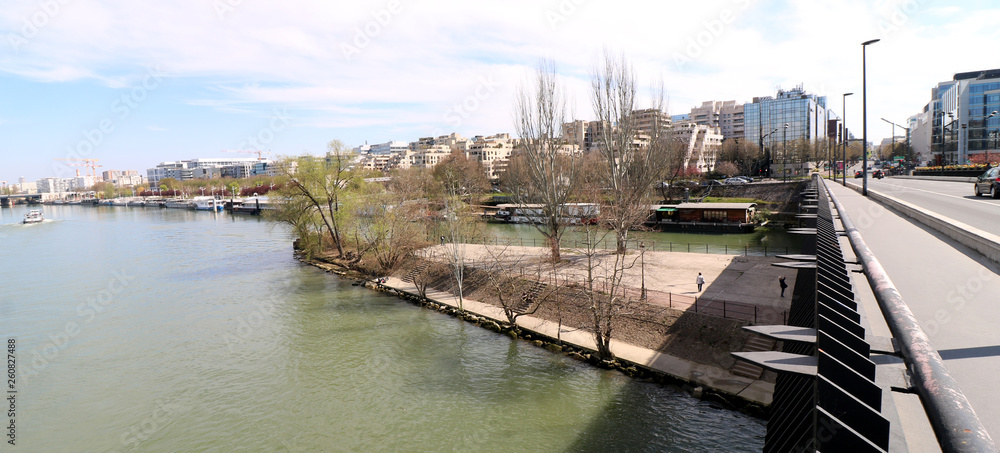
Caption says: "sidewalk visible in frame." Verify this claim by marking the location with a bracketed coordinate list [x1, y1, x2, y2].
[379, 274, 774, 406]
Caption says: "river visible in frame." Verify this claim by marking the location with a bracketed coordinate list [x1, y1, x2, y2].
[0, 205, 765, 452]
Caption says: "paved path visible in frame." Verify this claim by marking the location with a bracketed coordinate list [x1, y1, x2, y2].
[378, 275, 774, 406]
[828, 181, 1000, 442]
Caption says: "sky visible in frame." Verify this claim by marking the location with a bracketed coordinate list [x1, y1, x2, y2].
[1, 0, 996, 182]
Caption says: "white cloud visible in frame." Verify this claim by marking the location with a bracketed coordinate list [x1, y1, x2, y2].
[2, 0, 1000, 145]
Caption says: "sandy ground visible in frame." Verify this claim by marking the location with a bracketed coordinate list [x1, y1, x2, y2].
[418, 243, 794, 311]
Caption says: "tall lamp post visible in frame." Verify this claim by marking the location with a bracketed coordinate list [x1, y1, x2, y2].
[880, 118, 897, 166]
[986, 110, 998, 166]
[881, 117, 911, 172]
[762, 127, 778, 177]
[842, 92, 853, 185]
[782, 123, 789, 182]
[862, 38, 879, 196]
[639, 242, 646, 301]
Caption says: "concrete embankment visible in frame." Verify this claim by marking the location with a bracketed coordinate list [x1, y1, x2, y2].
[301, 256, 775, 412]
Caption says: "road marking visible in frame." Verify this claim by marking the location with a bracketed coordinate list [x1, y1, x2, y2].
[875, 181, 1000, 208]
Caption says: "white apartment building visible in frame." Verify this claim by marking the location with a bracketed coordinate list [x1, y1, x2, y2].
[690, 100, 745, 142]
[36, 177, 72, 194]
[668, 121, 724, 173]
[467, 134, 514, 180]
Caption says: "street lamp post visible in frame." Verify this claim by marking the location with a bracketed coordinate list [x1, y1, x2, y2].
[782, 123, 789, 182]
[986, 111, 998, 166]
[843, 93, 853, 186]
[639, 242, 646, 301]
[762, 128, 779, 178]
[862, 38, 879, 196]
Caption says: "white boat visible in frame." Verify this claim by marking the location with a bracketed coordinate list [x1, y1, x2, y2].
[112, 198, 129, 206]
[22, 210, 43, 224]
[192, 196, 223, 211]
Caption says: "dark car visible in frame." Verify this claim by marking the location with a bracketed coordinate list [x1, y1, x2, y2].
[854, 171, 862, 178]
[974, 167, 1000, 198]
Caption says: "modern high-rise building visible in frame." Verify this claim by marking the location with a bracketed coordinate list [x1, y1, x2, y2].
[923, 69, 1000, 164]
[744, 86, 832, 155]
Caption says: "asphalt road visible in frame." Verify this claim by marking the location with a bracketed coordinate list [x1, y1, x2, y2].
[827, 181, 1000, 444]
[857, 177, 1000, 236]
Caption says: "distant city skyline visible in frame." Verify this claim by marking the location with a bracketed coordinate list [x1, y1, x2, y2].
[3, 0, 998, 181]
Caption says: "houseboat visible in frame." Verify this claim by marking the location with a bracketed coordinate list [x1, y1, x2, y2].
[492, 203, 599, 225]
[192, 196, 224, 211]
[165, 198, 194, 209]
[649, 202, 758, 233]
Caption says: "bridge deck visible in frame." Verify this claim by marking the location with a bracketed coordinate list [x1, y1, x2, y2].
[830, 181, 1000, 448]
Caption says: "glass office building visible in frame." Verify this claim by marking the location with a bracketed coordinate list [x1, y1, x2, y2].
[928, 69, 1000, 164]
[744, 86, 831, 156]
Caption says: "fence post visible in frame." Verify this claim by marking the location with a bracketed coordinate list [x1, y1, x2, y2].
[694, 297, 698, 313]
[723, 300, 726, 318]
[670, 242, 673, 252]
[688, 243, 691, 253]
[754, 306, 758, 324]
[705, 244, 708, 253]
[725, 244, 728, 254]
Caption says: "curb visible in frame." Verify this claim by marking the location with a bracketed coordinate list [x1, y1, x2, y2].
[839, 180, 1000, 263]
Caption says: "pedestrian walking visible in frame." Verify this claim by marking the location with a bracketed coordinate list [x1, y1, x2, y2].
[696, 272, 705, 292]
[779, 276, 787, 297]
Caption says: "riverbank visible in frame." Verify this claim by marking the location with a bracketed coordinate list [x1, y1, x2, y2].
[303, 244, 792, 415]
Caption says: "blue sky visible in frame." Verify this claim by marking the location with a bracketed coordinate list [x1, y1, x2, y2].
[1, 0, 995, 182]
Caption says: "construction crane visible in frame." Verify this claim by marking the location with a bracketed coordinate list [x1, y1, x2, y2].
[54, 158, 103, 180]
[221, 150, 271, 160]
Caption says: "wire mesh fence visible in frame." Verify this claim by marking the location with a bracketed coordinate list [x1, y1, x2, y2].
[457, 236, 790, 257]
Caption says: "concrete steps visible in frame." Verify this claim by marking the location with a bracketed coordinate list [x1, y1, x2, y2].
[403, 260, 430, 283]
[513, 281, 546, 313]
[731, 335, 776, 379]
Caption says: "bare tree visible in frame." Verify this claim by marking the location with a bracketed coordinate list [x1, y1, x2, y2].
[479, 243, 555, 326]
[591, 51, 666, 254]
[572, 219, 639, 361]
[506, 60, 579, 262]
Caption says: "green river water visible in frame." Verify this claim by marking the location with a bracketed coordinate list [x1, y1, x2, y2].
[0, 205, 765, 452]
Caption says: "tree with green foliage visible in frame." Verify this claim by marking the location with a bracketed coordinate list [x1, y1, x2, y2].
[275, 140, 358, 257]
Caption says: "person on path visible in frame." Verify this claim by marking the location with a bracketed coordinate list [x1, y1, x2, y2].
[779, 276, 788, 297]
[696, 273, 705, 292]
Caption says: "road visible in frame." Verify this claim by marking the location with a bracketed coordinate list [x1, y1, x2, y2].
[827, 180, 1000, 444]
[861, 177, 1000, 236]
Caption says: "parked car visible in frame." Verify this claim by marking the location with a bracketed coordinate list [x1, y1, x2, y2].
[974, 166, 1000, 198]
[735, 176, 754, 183]
[854, 171, 863, 178]
[723, 177, 748, 185]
